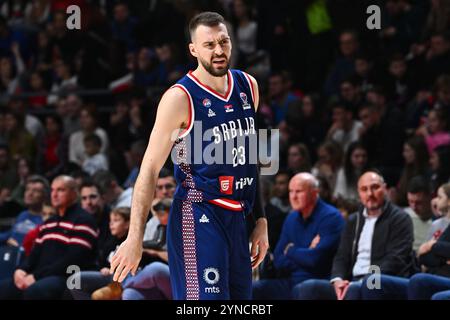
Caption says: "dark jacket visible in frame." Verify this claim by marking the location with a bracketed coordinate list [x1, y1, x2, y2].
[332, 200, 414, 280]
[420, 224, 450, 277]
[19, 203, 98, 279]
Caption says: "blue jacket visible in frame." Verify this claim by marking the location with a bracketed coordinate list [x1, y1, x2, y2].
[274, 199, 345, 284]
[0, 210, 43, 245]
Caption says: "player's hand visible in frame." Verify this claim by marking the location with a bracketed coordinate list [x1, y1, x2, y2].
[249, 218, 269, 269]
[110, 238, 142, 282]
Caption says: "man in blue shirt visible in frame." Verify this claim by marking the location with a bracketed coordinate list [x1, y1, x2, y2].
[0, 175, 49, 247]
[252, 173, 345, 299]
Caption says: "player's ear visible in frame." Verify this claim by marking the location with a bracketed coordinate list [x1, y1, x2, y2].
[189, 43, 198, 58]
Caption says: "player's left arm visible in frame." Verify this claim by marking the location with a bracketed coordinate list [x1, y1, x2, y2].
[246, 73, 269, 269]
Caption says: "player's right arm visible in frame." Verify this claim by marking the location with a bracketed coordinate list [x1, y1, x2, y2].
[110, 86, 189, 282]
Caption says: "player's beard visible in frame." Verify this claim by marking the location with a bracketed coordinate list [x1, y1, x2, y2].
[199, 54, 230, 77]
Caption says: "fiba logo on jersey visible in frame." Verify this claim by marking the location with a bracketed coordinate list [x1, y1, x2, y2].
[219, 176, 234, 194]
[240, 92, 251, 110]
[202, 98, 212, 108]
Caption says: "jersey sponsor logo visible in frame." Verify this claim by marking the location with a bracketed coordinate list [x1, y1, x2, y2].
[203, 267, 221, 294]
[202, 98, 212, 108]
[203, 267, 220, 285]
[219, 176, 234, 194]
[240, 92, 251, 110]
[208, 108, 216, 117]
[199, 214, 209, 223]
[224, 104, 234, 113]
[235, 177, 254, 190]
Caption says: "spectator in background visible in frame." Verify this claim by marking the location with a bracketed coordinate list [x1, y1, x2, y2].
[422, 32, 450, 88]
[47, 59, 78, 105]
[324, 30, 359, 97]
[312, 140, 343, 193]
[353, 53, 378, 95]
[82, 133, 109, 176]
[326, 101, 363, 152]
[10, 157, 32, 206]
[416, 107, 450, 155]
[154, 42, 186, 86]
[231, 0, 258, 70]
[286, 94, 326, 163]
[68, 207, 129, 300]
[429, 144, 450, 195]
[427, 183, 450, 241]
[393, 136, 429, 206]
[133, 47, 158, 88]
[253, 173, 344, 299]
[27, 71, 48, 108]
[358, 103, 405, 186]
[92, 199, 172, 300]
[380, 0, 423, 55]
[296, 171, 414, 300]
[143, 169, 175, 242]
[338, 77, 363, 114]
[269, 170, 292, 215]
[32, 30, 52, 75]
[404, 176, 433, 252]
[0, 143, 17, 199]
[268, 71, 299, 127]
[421, 0, 450, 40]
[334, 141, 369, 203]
[287, 143, 311, 174]
[123, 140, 146, 189]
[80, 180, 111, 256]
[0, 45, 25, 97]
[69, 104, 109, 167]
[385, 53, 417, 109]
[93, 170, 132, 209]
[0, 175, 49, 247]
[61, 93, 82, 136]
[8, 95, 44, 140]
[36, 114, 68, 180]
[0, 175, 97, 300]
[111, 2, 138, 53]
[3, 109, 36, 162]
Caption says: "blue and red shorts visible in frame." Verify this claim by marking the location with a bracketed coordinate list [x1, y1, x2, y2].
[167, 197, 252, 300]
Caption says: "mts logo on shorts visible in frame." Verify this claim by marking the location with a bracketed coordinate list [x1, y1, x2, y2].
[219, 176, 234, 195]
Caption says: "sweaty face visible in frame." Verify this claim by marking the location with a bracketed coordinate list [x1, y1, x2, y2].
[191, 24, 231, 77]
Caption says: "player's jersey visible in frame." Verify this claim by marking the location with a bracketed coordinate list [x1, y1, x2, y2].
[171, 69, 257, 212]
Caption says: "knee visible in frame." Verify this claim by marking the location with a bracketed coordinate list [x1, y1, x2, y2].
[147, 262, 169, 278]
[409, 273, 431, 290]
[293, 279, 318, 300]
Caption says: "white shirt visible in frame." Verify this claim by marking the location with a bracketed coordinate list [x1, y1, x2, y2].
[332, 120, 363, 152]
[143, 216, 160, 241]
[352, 209, 378, 278]
[82, 153, 109, 175]
[112, 187, 133, 209]
[69, 128, 109, 166]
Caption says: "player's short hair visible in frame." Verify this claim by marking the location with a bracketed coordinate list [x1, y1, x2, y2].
[189, 11, 226, 40]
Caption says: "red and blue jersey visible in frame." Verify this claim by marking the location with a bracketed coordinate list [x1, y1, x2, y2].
[171, 69, 257, 212]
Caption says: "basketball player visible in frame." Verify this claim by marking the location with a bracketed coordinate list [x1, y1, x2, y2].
[110, 11, 268, 300]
